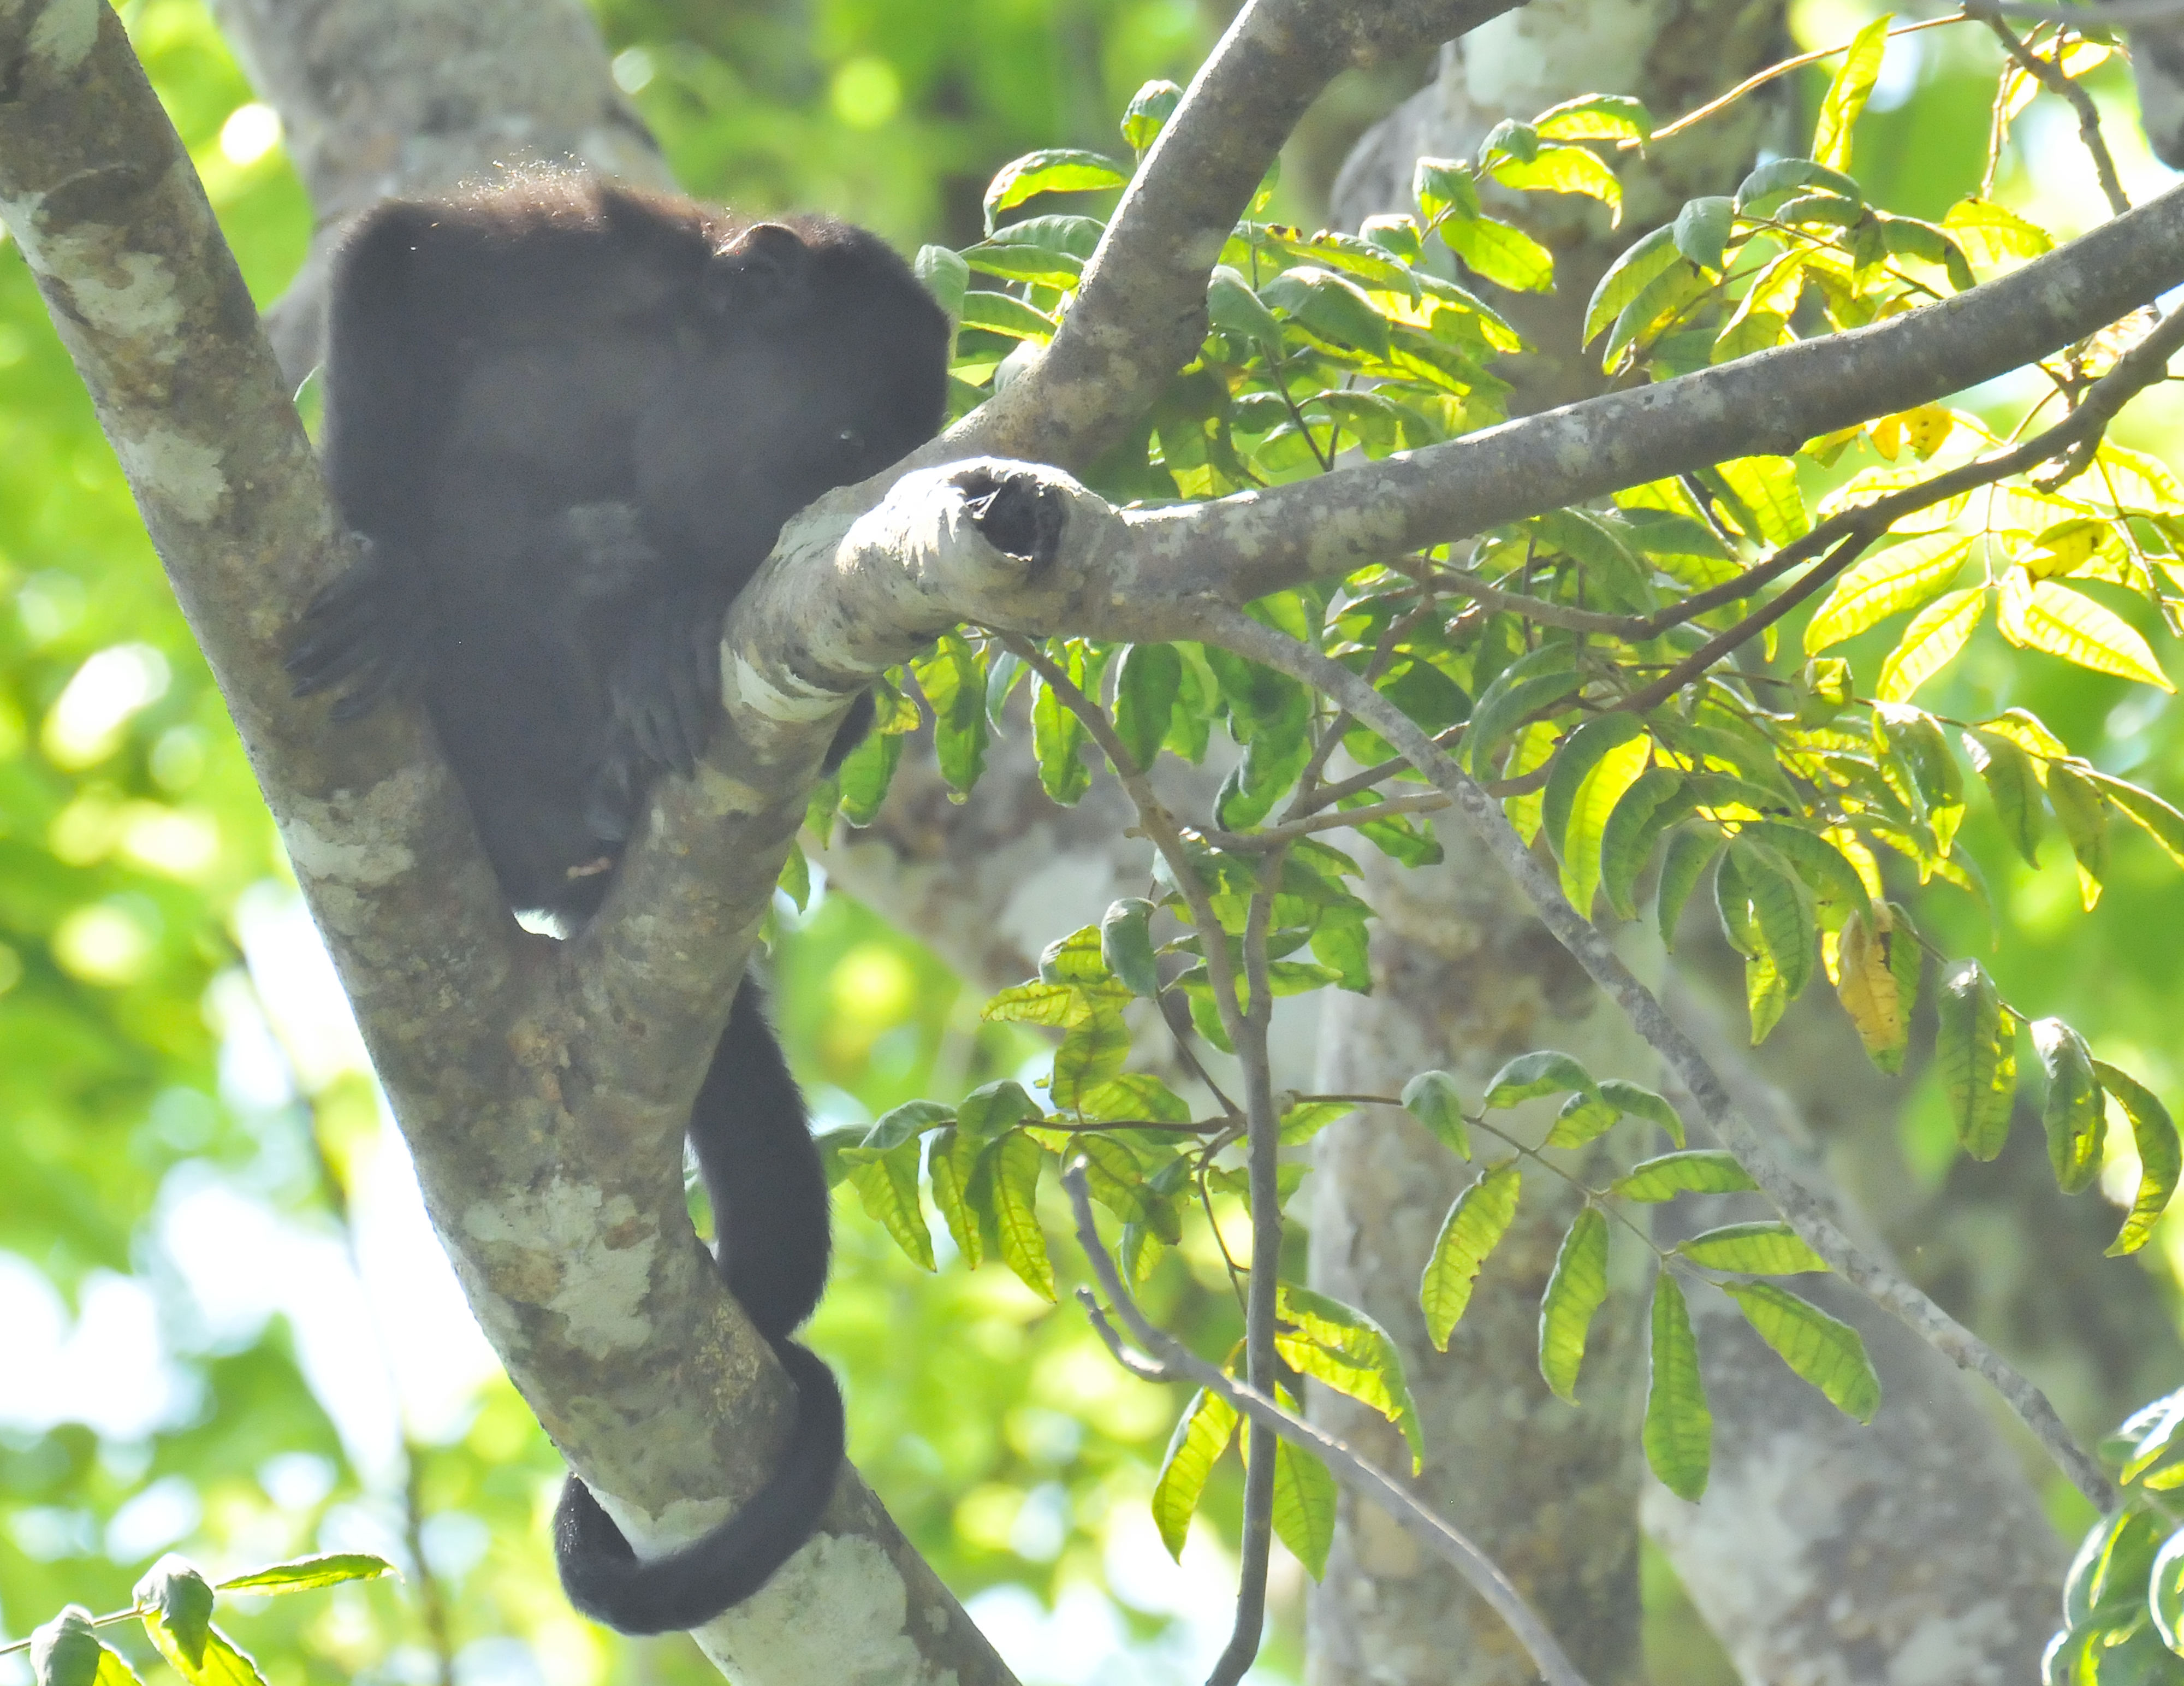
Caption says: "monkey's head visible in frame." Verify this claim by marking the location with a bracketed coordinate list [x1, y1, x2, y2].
[636, 216, 951, 578]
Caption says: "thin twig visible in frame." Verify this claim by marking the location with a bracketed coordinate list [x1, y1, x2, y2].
[1981, 14, 2129, 217]
[1202, 791, 1451, 850]
[1207, 843, 1288, 1686]
[1060, 1166, 1591, 1686]
[1630, 14, 1965, 148]
[999, 635, 1252, 1052]
[1187, 602, 2121, 1510]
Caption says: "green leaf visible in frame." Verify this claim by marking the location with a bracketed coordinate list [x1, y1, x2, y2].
[915, 243, 969, 316]
[2091, 772, 2184, 870]
[1600, 1078, 1687, 1146]
[1259, 266, 1393, 358]
[958, 288, 1060, 341]
[912, 631, 989, 795]
[1876, 585, 1985, 702]
[1534, 92, 1653, 142]
[1600, 768, 1692, 921]
[982, 981, 1082, 1026]
[1998, 572, 2175, 690]
[1734, 156, 1863, 214]
[32, 1611, 143, 1686]
[2035, 1016, 2105, 1194]
[1492, 143, 1623, 227]
[1678, 1221, 1829, 1274]
[1937, 961, 2016, 1160]
[1657, 829, 1724, 950]
[1463, 644, 1581, 773]
[1714, 457, 1808, 545]
[928, 1127, 986, 1269]
[1583, 223, 1679, 345]
[993, 1130, 1056, 1301]
[860, 1098, 954, 1151]
[1079, 1070, 1193, 1127]
[2152, 1529, 2184, 1651]
[1122, 79, 1184, 153]
[1613, 1150, 1758, 1202]
[1071, 1134, 1155, 1227]
[140, 1613, 266, 1686]
[1413, 156, 1483, 227]
[1114, 643, 1181, 771]
[2094, 1062, 2181, 1257]
[135, 1559, 215, 1667]
[1812, 16, 1890, 168]
[1670, 196, 1733, 272]
[848, 1138, 935, 1270]
[1722, 1282, 1882, 1422]
[1031, 652, 1094, 804]
[984, 148, 1130, 230]
[213, 1555, 395, 1595]
[1644, 1274, 1712, 1500]
[2049, 763, 2111, 911]
[1482, 1049, 1602, 1110]
[835, 721, 902, 826]
[1277, 1283, 1426, 1470]
[1053, 1004, 1132, 1111]
[1262, 1424, 1339, 1580]
[1539, 1206, 1611, 1404]
[1544, 716, 1653, 915]
[960, 241, 1084, 289]
[1443, 213, 1556, 293]
[1543, 1088, 1623, 1149]
[1278, 1099, 1354, 1145]
[1725, 839, 1817, 1039]
[1965, 727, 2044, 866]
[1804, 533, 1975, 653]
[958, 1077, 1045, 1138]
[1100, 898, 1161, 998]
[2065, 1505, 2169, 1630]
[1402, 1069, 1472, 1158]
[1422, 1160, 1523, 1349]
[1151, 1388, 1237, 1559]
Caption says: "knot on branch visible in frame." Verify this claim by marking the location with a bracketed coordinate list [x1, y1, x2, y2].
[960, 465, 1066, 571]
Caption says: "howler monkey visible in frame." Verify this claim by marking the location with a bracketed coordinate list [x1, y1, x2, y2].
[287, 176, 951, 1633]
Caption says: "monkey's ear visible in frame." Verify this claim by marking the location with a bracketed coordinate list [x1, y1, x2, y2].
[706, 223, 811, 315]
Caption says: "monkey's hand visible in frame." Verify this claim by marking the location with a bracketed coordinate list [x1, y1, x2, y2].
[606, 581, 730, 780]
[285, 535, 434, 720]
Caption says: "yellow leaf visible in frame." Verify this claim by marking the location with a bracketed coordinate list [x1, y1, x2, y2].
[1835, 908, 1908, 1069]
[1805, 533, 1975, 653]
[1997, 572, 2174, 691]
[1876, 587, 1985, 701]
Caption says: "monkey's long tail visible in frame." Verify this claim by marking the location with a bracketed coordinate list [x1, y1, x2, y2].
[551, 1339, 844, 1634]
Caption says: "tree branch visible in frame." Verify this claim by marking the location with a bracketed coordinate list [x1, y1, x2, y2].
[962, 0, 1522, 470]
[0, 9, 1014, 1679]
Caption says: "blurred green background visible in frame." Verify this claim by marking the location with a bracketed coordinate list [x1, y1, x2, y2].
[1, 2, 2180, 1684]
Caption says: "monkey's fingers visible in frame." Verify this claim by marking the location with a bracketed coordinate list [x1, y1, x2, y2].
[329, 638, 426, 721]
[664, 650, 709, 774]
[286, 621, 387, 697]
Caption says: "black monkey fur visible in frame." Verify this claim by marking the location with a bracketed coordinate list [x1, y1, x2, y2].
[287, 176, 950, 1632]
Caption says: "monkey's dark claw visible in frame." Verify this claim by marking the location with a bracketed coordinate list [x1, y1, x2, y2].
[286, 536, 432, 718]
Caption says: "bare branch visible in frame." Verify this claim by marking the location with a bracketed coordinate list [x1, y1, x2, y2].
[1060, 1167, 1592, 1686]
